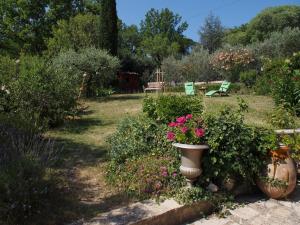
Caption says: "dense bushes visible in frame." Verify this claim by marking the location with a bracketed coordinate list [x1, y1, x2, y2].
[203, 105, 269, 183]
[143, 95, 203, 123]
[107, 116, 173, 164]
[0, 55, 78, 127]
[0, 123, 60, 225]
[52, 47, 120, 98]
[161, 46, 219, 83]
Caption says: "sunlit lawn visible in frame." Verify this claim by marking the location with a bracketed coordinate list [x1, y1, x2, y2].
[47, 92, 300, 223]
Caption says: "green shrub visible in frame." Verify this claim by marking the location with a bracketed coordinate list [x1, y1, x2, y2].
[271, 52, 300, 115]
[268, 104, 296, 129]
[52, 47, 120, 98]
[240, 70, 257, 88]
[9, 55, 78, 127]
[143, 95, 203, 123]
[0, 124, 60, 225]
[254, 58, 284, 95]
[203, 103, 269, 183]
[107, 115, 175, 164]
[107, 154, 183, 199]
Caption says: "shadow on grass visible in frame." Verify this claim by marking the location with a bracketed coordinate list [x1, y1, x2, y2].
[55, 117, 113, 134]
[94, 94, 144, 102]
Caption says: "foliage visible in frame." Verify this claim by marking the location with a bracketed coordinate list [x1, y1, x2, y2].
[211, 47, 256, 82]
[107, 154, 183, 199]
[251, 27, 300, 58]
[0, 55, 78, 127]
[181, 46, 219, 82]
[271, 52, 300, 115]
[143, 95, 203, 123]
[139, 8, 193, 65]
[199, 13, 224, 53]
[254, 58, 284, 95]
[246, 5, 300, 43]
[47, 13, 101, 55]
[280, 133, 300, 161]
[161, 46, 218, 83]
[0, 0, 92, 56]
[240, 70, 257, 88]
[0, 123, 60, 225]
[268, 104, 295, 129]
[223, 24, 249, 46]
[175, 187, 210, 205]
[99, 0, 118, 55]
[166, 114, 206, 145]
[51, 47, 120, 97]
[202, 101, 269, 183]
[161, 56, 183, 82]
[107, 115, 174, 164]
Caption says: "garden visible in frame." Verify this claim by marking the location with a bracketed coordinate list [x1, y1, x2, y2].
[0, 1, 300, 225]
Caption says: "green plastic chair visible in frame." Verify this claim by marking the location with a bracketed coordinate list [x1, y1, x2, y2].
[185, 82, 195, 96]
[205, 81, 231, 97]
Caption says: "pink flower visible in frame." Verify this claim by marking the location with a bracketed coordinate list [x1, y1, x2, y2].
[181, 127, 188, 134]
[176, 116, 186, 124]
[186, 114, 193, 119]
[195, 128, 205, 137]
[161, 171, 168, 177]
[167, 131, 175, 141]
[172, 172, 177, 177]
[168, 122, 177, 127]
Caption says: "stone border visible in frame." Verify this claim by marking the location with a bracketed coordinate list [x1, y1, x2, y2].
[132, 200, 214, 225]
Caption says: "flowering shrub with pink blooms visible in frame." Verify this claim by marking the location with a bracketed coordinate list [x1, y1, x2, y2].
[167, 114, 206, 145]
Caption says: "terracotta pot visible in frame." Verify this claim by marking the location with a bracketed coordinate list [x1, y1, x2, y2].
[172, 143, 209, 187]
[256, 155, 297, 199]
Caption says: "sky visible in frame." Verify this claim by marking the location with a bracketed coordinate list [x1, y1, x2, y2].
[116, 0, 300, 41]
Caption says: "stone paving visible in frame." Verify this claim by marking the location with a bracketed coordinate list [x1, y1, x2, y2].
[189, 182, 300, 225]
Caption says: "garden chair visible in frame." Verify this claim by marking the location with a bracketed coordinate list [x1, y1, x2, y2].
[205, 81, 231, 97]
[184, 82, 195, 96]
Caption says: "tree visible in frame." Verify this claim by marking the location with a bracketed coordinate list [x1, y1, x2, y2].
[0, 0, 99, 56]
[47, 13, 101, 55]
[247, 5, 300, 42]
[0, 0, 49, 55]
[118, 22, 141, 58]
[99, 0, 118, 55]
[199, 12, 224, 53]
[140, 8, 193, 65]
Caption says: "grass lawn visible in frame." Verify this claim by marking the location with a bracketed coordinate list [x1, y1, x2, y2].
[47, 93, 299, 223]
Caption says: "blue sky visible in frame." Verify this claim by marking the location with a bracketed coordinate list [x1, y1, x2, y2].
[116, 0, 300, 41]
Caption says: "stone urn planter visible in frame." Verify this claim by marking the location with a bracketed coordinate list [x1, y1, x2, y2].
[256, 145, 297, 199]
[172, 143, 209, 187]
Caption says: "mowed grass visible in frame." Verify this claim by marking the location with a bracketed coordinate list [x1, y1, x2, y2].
[47, 93, 299, 223]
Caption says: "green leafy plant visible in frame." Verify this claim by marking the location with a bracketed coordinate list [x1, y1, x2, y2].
[202, 100, 269, 183]
[240, 70, 257, 88]
[268, 104, 295, 129]
[143, 95, 203, 123]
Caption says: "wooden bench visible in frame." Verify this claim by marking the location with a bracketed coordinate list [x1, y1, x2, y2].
[143, 82, 164, 92]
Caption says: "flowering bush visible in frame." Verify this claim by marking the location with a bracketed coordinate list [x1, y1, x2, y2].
[166, 114, 206, 145]
[211, 47, 256, 82]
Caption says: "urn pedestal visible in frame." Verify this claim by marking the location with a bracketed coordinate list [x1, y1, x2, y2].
[172, 143, 209, 187]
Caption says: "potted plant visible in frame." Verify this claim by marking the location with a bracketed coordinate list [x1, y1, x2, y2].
[256, 133, 297, 199]
[167, 114, 208, 187]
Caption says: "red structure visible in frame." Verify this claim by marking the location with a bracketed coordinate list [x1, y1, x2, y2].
[117, 72, 141, 93]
